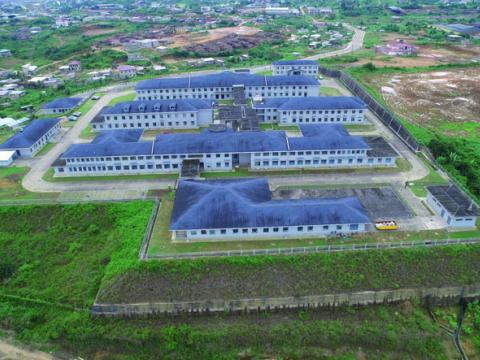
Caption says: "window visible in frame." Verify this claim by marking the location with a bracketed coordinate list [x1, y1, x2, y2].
[220, 229, 227, 234]
[263, 228, 269, 233]
[242, 229, 248, 234]
[350, 224, 359, 230]
[307, 226, 313, 231]
[233, 229, 239, 234]
[201, 230, 207, 235]
[297, 226, 303, 231]
[336, 225, 342, 230]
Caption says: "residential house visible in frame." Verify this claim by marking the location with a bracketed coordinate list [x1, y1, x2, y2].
[0, 49, 11, 57]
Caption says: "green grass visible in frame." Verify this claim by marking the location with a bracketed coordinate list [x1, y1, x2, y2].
[408, 154, 448, 197]
[42, 168, 178, 183]
[0, 202, 470, 359]
[200, 158, 411, 178]
[34, 142, 55, 157]
[76, 98, 98, 115]
[320, 86, 343, 96]
[259, 123, 300, 131]
[79, 124, 95, 140]
[343, 123, 376, 132]
[255, 69, 273, 76]
[107, 92, 136, 106]
[0, 167, 58, 202]
[0, 126, 16, 144]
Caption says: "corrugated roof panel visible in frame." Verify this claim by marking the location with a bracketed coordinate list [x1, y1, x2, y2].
[170, 178, 371, 230]
[0, 118, 60, 149]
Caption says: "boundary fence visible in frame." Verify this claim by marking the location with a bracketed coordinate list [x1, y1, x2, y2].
[92, 283, 480, 316]
[145, 237, 480, 260]
[318, 66, 421, 152]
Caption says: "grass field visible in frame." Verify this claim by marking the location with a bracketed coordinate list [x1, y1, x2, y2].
[42, 168, 178, 182]
[0, 203, 475, 359]
[320, 86, 343, 96]
[408, 153, 448, 197]
[107, 92, 136, 106]
[79, 124, 96, 140]
[0, 167, 58, 202]
[259, 123, 300, 131]
[34, 142, 55, 157]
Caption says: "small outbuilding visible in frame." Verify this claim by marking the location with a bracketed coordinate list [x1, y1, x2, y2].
[0, 118, 61, 157]
[41, 97, 83, 114]
[426, 184, 479, 228]
[0, 150, 15, 166]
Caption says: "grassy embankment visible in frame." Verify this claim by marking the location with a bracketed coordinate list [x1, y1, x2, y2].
[0, 203, 477, 359]
[0, 167, 58, 202]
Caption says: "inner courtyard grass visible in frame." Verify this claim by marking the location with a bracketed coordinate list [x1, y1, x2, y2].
[107, 92, 136, 106]
[42, 168, 178, 182]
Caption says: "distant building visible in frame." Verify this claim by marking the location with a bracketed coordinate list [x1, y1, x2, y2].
[91, 99, 214, 131]
[0, 49, 12, 57]
[436, 23, 480, 38]
[135, 72, 320, 101]
[68, 60, 81, 72]
[169, 178, 371, 241]
[28, 76, 63, 88]
[41, 97, 83, 114]
[0, 118, 61, 158]
[52, 124, 398, 177]
[156, 45, 168, 54]
[253, 96, 367, 124]
[306, 7, 334, 16]
[265, 7, 299, 16]
[427, 184, 479, 228]
[375, 39, 417, 56]
[272, 60, 319, 77]
[21, 63, 38, 76]
[116, 65, 137, 79]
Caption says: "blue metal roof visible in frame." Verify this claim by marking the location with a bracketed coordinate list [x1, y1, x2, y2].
[136, 71, 319, 90]
[154, 128, 288, 154]
[63, 130, 152, 158]
[60, 124, 371, 158]
[273, 60, 318, 66]
[440, 23, 480, 35]
[102, 99, 213, 115]
[170, 178, 371, 230]
[42, 97, 82, 110]
[91, 129, 144, 144]
[0, 118, 60, 150]
[254, 96, 367, 110]
[290, 124, 369, 150]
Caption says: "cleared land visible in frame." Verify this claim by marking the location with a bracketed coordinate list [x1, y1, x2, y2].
[374, 67, 480, 131]
[166, 26, 261, 48]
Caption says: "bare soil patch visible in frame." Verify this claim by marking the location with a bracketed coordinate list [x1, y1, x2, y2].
[368, 67, 480, 127]
[82, 25, 117, 37]
[166, 26, 261, 48]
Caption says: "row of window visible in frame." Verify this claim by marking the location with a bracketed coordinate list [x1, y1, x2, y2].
[254, 150, 365, 156]
[190, 223, 360, 236]
[65, 153, 230, 163]
[260, 109, 362, 115]
[140, 85, 311, 94]
[139, 91, 311, 101]
[253, 157, 392, 167]
[289, 117, 362, 123]
[99, 120, 197, 129]
[107, 113, 196, 120]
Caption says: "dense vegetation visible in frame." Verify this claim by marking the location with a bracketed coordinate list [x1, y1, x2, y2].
[0, 203, 473, 358]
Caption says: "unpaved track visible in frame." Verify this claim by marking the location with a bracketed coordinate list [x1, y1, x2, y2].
[0, 339, 55, 360]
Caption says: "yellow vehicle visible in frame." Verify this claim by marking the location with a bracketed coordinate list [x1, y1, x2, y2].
[375, 220, 399, 231]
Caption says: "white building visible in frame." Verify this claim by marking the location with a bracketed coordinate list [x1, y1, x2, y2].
[21, 63, 38, 76]
[169, 178, 371, 241]
[427, 185, 478, 228]
[0, 49, 12, 57]
[272, 60, 319, 77]
[0, 150, 15, 166]
[41, 97, 83, 115]
[253, 96, 367, 124]
[265, 7, 299, 16]
[52, 124, 398, 177]
[116, 65, 137, 79]
[91, 99, 214, 131]
[135, 72, 320, 101]
[0, 118, 61, 158]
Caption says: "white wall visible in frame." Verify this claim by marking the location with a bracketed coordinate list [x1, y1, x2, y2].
[427, 192, 477, 228]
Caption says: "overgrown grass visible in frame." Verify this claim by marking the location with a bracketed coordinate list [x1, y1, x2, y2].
[0, 203, 469, 359]
[0, 167, 58, 202]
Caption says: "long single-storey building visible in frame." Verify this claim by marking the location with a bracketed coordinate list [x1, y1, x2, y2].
[135, 72, 320, 101]
[426, 184, 479, 228]
[253, 96, 367, 124]
[0, 118, 61, 157]
[272, 60, 319, 77]
[41, 97, 83, 114]
[52, 124, 399, 177]
[91, 99, 214, 131]
[170, 178, 371, 240]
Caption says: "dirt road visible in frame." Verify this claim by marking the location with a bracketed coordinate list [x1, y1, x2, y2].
[0, 339, 55, 360]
